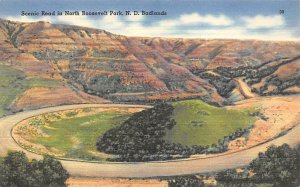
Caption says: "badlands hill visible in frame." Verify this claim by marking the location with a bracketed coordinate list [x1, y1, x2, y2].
[0, 18, 300, 114]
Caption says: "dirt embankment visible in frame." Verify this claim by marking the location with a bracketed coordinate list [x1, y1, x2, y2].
[67, 177, 168, 187]
[227, 95, 300, 150]
[12, 86, 110, 112]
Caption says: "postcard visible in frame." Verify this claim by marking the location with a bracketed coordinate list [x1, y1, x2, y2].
[0, 0, 299, 186]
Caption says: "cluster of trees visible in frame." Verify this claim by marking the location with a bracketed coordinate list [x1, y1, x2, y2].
[215, 144, 300, 187]
[214, 56, 300, 97]
[250, 144, 300, 186]
[196, 72, 236, 98]
[214, 65, 278, 80]
[214, 56, 300, 80]
[96, 103, 191, 161]
[208, 127, 252, 154]
[252, 75, 300, 96]
[214, 66, 253, 78]
[90, 50, 128, 58]
[86, 74, 123, 95]
[65, 70, 153, 97]
[168, 176, 205, 187]
[65, 71, 124, 95]
[97, 102, 253, 161]
[0, 151, 69, 187]
[215, 168, 252, 186]
[189, 126, 252, 155]
[167, 173, 256, 187]
[33, 49, 84, 60]
[249, 111, 268, 121]
[167, 144, 300, 187]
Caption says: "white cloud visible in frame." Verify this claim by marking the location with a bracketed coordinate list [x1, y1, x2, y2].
[97, 16, 125, 31]
[4, 13, 298, 41]
[6, 15, 94, 29]
[242, 15, 285, 29]
[6, 16, 52, 23]
[182, 27, 246, 39]
[159, 13, 234, 27]
[126, 14, 144, 22]
[180, 13, 233, 26]
[56, 15, 94, 28]
[121, 23, 174, 37]
[181, 27, 297, 41]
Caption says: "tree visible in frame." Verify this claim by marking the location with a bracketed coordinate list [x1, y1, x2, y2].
[249, 144, 299, 186]
[216, 181, 257, 187]
[168, 176, 204, 187]
[0, 151, 69, 187]
[2, 151, 29, 187]
[215, 144, 300, 186]
[96, 103, 186, 162]
[38, 156, 70, 186]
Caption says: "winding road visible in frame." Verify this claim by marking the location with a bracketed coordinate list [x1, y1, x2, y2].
[235, 78, 258, 99]
[0, 103, 299, 178]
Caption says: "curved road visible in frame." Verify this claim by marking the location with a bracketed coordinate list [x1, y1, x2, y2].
[235, 78, 258, 99]
[0, 104, 299, 178]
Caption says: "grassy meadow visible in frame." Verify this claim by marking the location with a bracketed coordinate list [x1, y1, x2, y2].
[30, 111, 130, 161]
[164, 99, 257, 146]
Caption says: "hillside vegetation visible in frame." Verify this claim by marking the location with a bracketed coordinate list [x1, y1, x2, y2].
[0, 18, 300, 111]
[0, 151, 69, 187]
[0, 64, 63, 117]
[165, 99, 256, 146]
[97, 100, 257, 161]
[14, 109, 132, 161]
[168, 144, 300, 187]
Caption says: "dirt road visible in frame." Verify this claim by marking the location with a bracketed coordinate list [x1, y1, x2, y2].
[235, 78, 257, 98]
[0, 103, 299, 178]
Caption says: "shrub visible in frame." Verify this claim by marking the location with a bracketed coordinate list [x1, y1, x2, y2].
[249, 144, 300, 186]
[215, 144, 300, 187]
[168, 176, 204, 187]
[96, 103, 185, 161]
[0, 151, 69, 187]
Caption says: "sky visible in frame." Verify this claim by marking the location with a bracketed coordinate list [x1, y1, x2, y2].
[0, 0, 299, 41]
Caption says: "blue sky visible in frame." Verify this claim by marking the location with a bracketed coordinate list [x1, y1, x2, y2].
[0, 0, 299, 40]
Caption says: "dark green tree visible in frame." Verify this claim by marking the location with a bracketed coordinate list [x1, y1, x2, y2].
[0, 151, 69, 187]
[96, 103, 186, 161]
[2, 151, 29, 187]
[168, 176, 204, 187]
[249, 144, 299, 186]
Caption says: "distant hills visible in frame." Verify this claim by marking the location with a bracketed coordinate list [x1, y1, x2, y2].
[0, 18, 299, 113]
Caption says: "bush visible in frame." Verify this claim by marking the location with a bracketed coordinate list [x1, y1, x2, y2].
[216, 181, 257, 187]
[96, 103, 189, 161]
[65, 111, 78, 117]
[168, 176, 204, 187]
[196, 72, 236, 98]
[215, 144, 300, 187]
[250, 144, 300, 186]
[96, 102, 254, 161]
[0, 151, 69, 187]
[207, 127, 252, 154]
[216, 168, 250, 182]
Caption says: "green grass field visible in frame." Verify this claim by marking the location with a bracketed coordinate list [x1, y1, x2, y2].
[0, 65, 62, 117]
[26, 78, 63, 88]
[164, 99, 257, 146]
[32, 112, 130, 161]
[256, 184, 273, 187]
